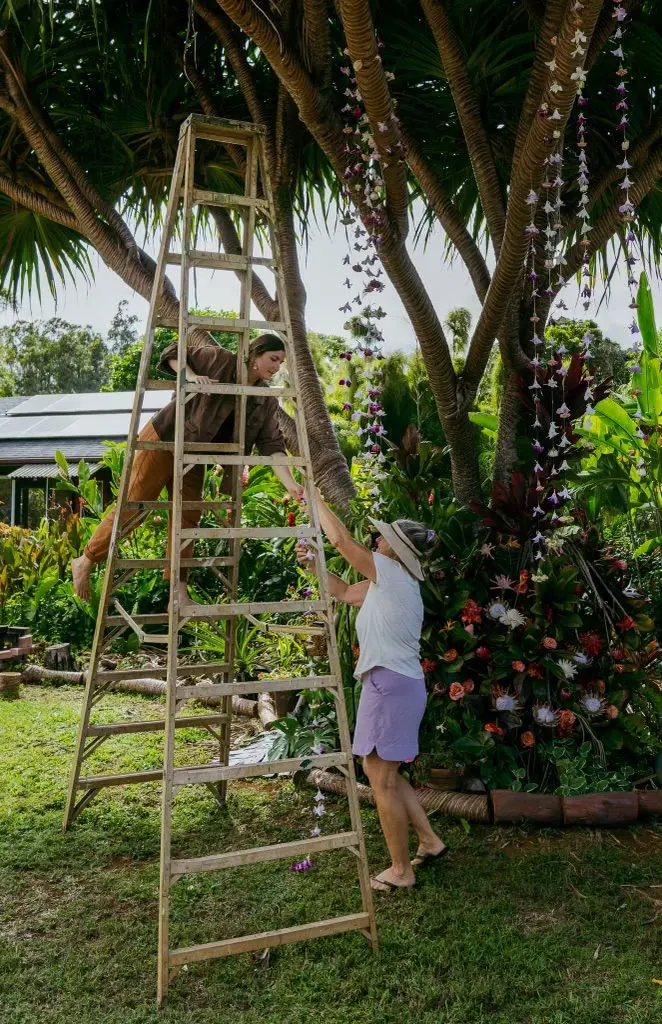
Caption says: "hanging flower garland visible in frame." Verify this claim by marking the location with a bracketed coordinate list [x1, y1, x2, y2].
[336, 41, 396, 513]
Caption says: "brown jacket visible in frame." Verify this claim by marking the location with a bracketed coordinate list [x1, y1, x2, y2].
[151, 342, 286, 455]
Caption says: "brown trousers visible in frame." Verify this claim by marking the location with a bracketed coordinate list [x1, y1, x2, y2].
[84, 422, 205, 578]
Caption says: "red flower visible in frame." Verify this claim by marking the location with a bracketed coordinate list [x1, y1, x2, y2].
[462, 679, 475, 694]
[560, 688, 572, 701]
[610, 559, 628, 572]
[460, 600, 482, 624]
[442, 649, 459, 663]
[606, 704, 619, 719]
[596, 679, 606, 695]
[421, 659, 438, 674]
[527, 662, 544, 678]
[427, 492, 434, 506]
[520, 731, 535, 748]
[351, 643, 360, 658]
[449, 682, 465, 701]
[476, 646, 492, 661]
[484, 722, 505, 737]
[511, 660, 526, 673]
[287, 511, 297, 527]
[616, 615, 636, 632]
[580, 631, 603, 656]
[541, 636, 557, 650]
[557, 710, 576, 737]
[611, 648, 625, 662]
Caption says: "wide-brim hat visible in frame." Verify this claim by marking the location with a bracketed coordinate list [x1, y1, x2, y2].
[369, 518, 424, 581]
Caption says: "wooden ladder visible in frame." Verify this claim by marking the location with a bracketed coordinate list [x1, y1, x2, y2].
[62, 114, 377, 1003]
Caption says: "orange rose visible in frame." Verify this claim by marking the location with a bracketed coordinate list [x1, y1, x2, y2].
[606, 705, 619, 719]
[541, 636, 557, 650]
[462, 679, 475, 693]
[442, 649, 458, 663]
[520, 731, 535, 748]
[484, 722, 505, 737]
[512, 660, 526, 673]
[421, 659, 438, 674]
[449, 682, 465, 701]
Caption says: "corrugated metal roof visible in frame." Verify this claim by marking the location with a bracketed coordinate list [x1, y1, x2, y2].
[8, 462, 102, 480]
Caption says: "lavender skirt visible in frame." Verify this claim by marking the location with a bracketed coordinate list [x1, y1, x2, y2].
[352, 666, 427, 763]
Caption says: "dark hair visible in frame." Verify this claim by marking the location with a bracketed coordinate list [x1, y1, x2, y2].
[250, 333, 286, 358]
[396, 519, 437, 554]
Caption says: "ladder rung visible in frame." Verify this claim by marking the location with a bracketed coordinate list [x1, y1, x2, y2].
[171, 831, 359, 876]
[78, 768, 163, 789]
[114, 557, 235, 570]
[126, 500, 233, 511]
[176, 674, 334, 700]
[134, 441, 240, 454]
[173, 751, 347, 786]
[191, 189, 269, 211]
[179, 599, 324, 619]
[95, 663, 230, 682]
[182, 454, 306, 468]
[179, 527, 315, 541]
[87, 714, 229, 737]
[169, 913, 371, 967]
[155, 316, 286, 333]
[185, 382, 295, 398]
[105, 613, 169, 626]
[167, 251, 276, 271]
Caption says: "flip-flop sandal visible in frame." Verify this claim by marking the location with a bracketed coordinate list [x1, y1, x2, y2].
[370, 876, 418, 892]
[411, 846, 450, 868]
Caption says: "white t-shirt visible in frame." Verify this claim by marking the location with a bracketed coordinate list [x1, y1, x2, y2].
[353, 553, 424, 680]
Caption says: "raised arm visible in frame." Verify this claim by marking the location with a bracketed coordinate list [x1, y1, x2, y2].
[297, 542, 370, 607]
[315, 493, 376, 582]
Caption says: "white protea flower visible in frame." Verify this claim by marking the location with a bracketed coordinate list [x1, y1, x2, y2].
[534, 704, 559, 727]
[495, 693, 520, 713]
[499, 608, 527, 629]
[557, 658, 578, 680]
[580, 693, 606, 716]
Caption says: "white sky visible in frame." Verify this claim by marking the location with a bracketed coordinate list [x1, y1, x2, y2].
[2, 214, 660, 352]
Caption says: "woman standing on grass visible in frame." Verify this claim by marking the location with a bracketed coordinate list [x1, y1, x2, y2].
[297, 497, 447, 892]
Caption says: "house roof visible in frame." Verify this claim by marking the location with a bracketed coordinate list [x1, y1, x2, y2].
[0, 390, 170, 467]
[8, 462, 102, 480]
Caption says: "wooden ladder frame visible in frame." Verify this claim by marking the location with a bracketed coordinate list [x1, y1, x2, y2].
[62, 114, 377, 1003]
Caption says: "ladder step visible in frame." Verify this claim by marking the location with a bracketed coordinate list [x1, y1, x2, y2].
[169, 913, 371, 967]
[171, 831, 359, 876]
[78, 768, 163, 789]
[176, 673, 334, 700]
[134, 441, 240, 454]
[114, 557, 235, 570]
[95, 663, 230, 682]
[181, 454, 306, 468]
[185, 382, 295, 399]
[166, 251, 276, 271]
[179, 599, 324, 620]
[179, 527, 315, 542]
[184, 114, 266, 140]
[87, 714, 229, 737]
[173, 751, 348, 786]
[126, 500, 233, 512]
[191, 190, 269, 211]
[155, 316, 286, 333]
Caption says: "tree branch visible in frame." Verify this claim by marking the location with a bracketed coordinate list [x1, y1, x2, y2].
[420, 0, 506, 254]
[400, 121, 491, 302]
[0, 173, 79, 229]
[463, 0, 604, 389]
[301, 0, 333, 91]
[337, 0, 409, 235]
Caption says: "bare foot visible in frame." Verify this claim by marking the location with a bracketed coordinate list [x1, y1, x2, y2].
[370, 866, 416, 892]
[72, 554, 93, 599]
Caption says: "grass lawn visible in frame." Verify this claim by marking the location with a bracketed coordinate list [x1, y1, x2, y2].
[1, 685, 661, 1024]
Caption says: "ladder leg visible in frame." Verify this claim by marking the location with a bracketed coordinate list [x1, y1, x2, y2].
[157, 122, 196, 1007]
[63, 117, 188, 833]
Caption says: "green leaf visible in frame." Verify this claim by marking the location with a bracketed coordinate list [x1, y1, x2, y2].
[54, 451, 70, 479]
[468, 411, 498, 434]
[636, 273, 660, 359]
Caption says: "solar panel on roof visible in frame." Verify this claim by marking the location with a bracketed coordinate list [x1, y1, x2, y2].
[7, 391, 171, 417]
